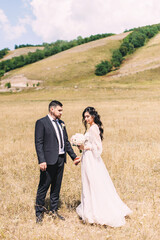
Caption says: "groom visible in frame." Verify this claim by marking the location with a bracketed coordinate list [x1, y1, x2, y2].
[35, 100, 80, 223]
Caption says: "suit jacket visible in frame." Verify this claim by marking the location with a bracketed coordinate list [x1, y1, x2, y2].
[35, 115, 77, 165]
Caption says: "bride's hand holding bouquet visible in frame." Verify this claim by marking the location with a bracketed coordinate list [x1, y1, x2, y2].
[71, 133, 85, 153]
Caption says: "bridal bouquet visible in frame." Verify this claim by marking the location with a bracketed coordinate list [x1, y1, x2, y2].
[71, 133, 85, 153]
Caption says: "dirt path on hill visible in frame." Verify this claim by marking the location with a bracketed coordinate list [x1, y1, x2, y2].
[0, 75, 42, 92]
[66, 32, 130, 53]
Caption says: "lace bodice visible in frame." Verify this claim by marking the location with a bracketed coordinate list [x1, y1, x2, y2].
[84, 124, 102, 158]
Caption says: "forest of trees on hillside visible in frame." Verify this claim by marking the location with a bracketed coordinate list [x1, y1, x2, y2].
[0, 33, 114, 77]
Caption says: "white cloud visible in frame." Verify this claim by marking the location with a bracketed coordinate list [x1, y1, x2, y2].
[0, 9, 8, 25]
[1, 0, 160, 47]
[30, 0, 160, 42]
[0, 8, 28, 41]
[22, 0, 31, 7]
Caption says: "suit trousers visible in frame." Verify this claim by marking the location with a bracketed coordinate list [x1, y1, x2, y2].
[35, 154, 65, 217]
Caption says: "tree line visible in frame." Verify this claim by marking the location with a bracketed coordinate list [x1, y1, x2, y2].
[95, 23, 160, 76]
[15, 44, 42, 49]
[0, 33, 114, 77]
[0, 48, 10, 59]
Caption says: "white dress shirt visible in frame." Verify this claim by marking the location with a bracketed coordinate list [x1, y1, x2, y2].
[48, 114, 65, 154]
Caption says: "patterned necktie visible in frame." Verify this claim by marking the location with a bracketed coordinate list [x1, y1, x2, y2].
[53, 120, 63, 148]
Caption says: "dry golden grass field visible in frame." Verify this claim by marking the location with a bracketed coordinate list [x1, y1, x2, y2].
[0, 86, 160, 240]
[0, 33, 160, 240]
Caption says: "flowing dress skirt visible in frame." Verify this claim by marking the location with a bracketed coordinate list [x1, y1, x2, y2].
[76, 150, 132, 227]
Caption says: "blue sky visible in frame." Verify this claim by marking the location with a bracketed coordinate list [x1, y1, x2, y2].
[0, 0, 160, 50]
[0, 0, 42, 50]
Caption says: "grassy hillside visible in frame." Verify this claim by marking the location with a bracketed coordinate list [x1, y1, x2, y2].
[0, 46, 44, 62]
[3, 33, 129, 87]
[2, 31, 160, 91]
[107, 32, 160, 79]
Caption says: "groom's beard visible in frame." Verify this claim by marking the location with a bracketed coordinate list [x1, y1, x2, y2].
[56, 115, 62, 120]
[50, 112, 62, 119]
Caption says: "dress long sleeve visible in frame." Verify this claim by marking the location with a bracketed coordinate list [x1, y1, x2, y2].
[86, 124, 102, 158]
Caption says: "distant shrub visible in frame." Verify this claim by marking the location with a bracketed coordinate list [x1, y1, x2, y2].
[0, 70, 5, 77]
[95, 60, 112, 76]
[111, 49, 123, 67]
[5, 82, 11, 88]
[128, 43, 135, 54]
[0, 48, 10, 59]
[119, 42, 129, 56]
[123, 23, 160, 34]
[130, 31, 146, 48]
[15, 44, 41, 49]
[140, 25, 159, 38]
[119, 41, 135, 56]
[36, 82, 40, 86]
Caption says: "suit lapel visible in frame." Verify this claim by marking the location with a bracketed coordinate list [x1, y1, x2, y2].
[45, 115, 58, 140]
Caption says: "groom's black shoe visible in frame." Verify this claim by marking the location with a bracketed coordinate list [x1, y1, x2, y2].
[51, 210, 65, 221]
[36, 213, 44, 224]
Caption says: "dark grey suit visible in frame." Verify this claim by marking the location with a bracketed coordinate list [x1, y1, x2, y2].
[35, 115, 77, 216]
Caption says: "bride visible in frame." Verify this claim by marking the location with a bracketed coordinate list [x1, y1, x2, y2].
[76, 107, 132, 227]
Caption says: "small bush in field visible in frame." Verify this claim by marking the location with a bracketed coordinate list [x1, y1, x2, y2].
[95, 60, 112, 76]
[0, 70, 5, 77]
[5, 82, 11, 88]
[111, 49, 123, 68]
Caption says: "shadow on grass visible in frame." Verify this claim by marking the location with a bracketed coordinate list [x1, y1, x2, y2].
[44, 198, 63, 212]
[65, 199, 81, 211]
[44, 197, 81, 212]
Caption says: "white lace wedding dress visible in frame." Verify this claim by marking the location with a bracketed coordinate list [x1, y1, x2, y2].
[76, 124, 132, 227]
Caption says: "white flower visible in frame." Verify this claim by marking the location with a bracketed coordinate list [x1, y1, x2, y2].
[61, 123, 65, 130]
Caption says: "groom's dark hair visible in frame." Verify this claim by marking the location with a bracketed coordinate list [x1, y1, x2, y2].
[49, 100, 63, 111]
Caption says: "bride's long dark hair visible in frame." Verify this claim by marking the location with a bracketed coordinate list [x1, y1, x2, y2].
[82, 107, 104, 140]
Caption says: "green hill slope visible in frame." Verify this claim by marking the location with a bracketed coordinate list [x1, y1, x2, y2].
[2, 30, 160, 91]
[0, 47, 44, 62]
[3, 33, 129, 87]
[100, 32, 160, 88]
[108, 32, 160, 78]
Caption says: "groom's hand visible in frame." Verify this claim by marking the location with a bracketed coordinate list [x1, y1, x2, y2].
[39, 162, 47, 171]
[74, 156, 81, 165]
